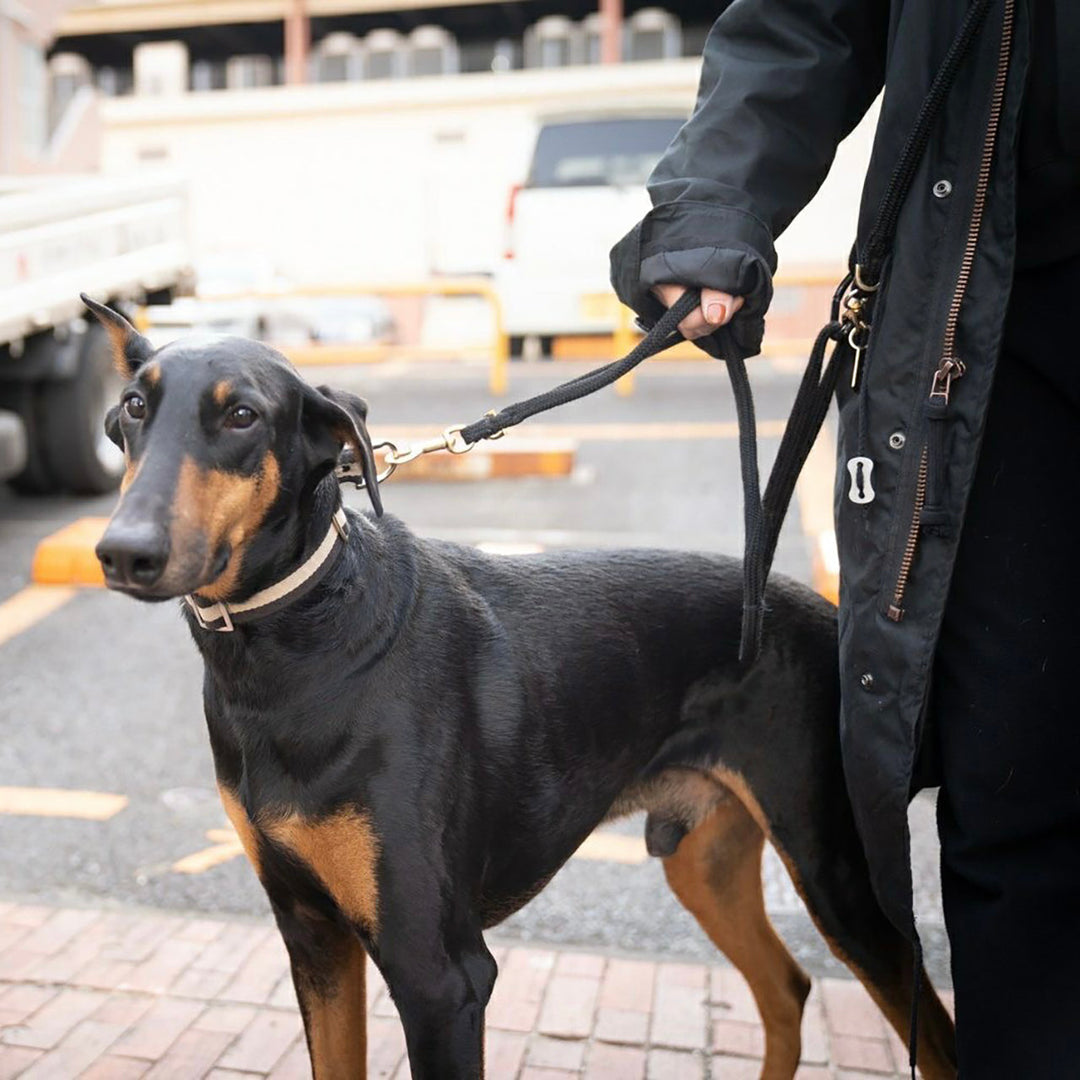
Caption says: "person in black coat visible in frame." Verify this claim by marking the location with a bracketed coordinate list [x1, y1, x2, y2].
[610, 1, 1080, 1074]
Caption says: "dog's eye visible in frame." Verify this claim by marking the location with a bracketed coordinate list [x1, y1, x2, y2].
[225, 405, 257, 430]
[123, 394, 146, 420]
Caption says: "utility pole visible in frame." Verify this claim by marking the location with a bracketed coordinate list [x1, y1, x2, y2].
[284, 0, 309, 85]
[599, 0, 623, 64]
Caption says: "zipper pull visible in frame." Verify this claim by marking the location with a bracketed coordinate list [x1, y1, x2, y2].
[923, 356, 965, 534]
[929, 357, 966, 404]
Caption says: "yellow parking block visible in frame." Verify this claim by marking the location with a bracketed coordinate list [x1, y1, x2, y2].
[384, 441, 576, 482]
[793, 419, 841, 606]
[31, 517, 107, 587]
[0, 786, 128, 820]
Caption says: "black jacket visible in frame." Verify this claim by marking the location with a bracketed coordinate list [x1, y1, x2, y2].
[611, 0, 1030, 940]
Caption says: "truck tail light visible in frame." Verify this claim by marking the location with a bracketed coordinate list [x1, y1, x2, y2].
[503, 183, 522, 260]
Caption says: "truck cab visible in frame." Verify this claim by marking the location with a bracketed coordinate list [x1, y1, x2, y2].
[0, 171, 192, 494]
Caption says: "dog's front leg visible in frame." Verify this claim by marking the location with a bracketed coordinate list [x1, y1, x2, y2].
[272, 901, 369, 1079]
[380, 927, 497, 1079]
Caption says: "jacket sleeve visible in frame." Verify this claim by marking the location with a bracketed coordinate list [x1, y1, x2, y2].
[610, 0, 889, 358]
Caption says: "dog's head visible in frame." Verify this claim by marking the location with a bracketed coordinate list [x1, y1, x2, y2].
[84, 295, 382, 602]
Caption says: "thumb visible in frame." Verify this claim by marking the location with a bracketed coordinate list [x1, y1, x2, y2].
[700, 289, 744, 327]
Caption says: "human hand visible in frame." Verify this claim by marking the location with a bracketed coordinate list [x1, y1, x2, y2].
[652, 284, 745, 340]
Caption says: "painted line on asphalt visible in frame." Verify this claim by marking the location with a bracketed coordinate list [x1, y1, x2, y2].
[0, 787, 128, 820]
[794, 418, 840, 604]
[0, 585, 80, 648]
[172, 828, 246, 875]
[574, 832, 649, 865]
[172, 823, 648, 876]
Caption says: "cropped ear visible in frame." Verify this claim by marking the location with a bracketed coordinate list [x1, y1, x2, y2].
[300, 383, 383, 516]
[104, 404, 122, 449]
[80, 293, 154, 378]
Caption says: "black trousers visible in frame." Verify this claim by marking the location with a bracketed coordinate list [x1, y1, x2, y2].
[932, 254, 1080, 1077]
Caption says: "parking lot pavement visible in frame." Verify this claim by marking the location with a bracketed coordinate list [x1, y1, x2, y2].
[0, 360, 950, 994]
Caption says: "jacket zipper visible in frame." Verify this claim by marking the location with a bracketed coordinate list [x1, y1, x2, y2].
[859, 0, 994, 279]
[886, 0, 1014, 623]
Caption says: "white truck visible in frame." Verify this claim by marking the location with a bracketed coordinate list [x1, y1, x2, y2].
[496, 112, 686, 357]
[0, 171, 192, 494]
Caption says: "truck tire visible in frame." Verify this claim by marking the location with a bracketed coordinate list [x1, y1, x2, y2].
[7, 384, 60, 495]
[39, 323, 126, 495]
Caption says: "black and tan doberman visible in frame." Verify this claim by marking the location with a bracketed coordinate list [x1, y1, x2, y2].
[85, 294, 955, 1080]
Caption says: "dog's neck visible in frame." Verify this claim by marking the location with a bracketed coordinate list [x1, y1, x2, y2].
[182, 473, 345, 631]
[236, 473, 343, 602]
[186, 482, 418, 707]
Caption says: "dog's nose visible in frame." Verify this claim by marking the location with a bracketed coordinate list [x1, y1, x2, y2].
[96, 524, 169, 589]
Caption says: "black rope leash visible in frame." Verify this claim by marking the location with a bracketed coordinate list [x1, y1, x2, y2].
[340, 287, 849, 667]
[456, 289, 782, 665]
[458, 291, 701, 445]
[340, 286, 845, 666]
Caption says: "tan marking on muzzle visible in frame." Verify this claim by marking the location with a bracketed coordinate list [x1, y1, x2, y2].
[120, 453, 142, 495]
[264, 808, 380, 932]
[173, 451, 282, 602]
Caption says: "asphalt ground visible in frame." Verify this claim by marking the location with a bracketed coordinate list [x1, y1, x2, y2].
[0, 358, 951, 988]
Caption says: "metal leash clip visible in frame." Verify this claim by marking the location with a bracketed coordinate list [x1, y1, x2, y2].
[336, 415, 502, 490]
[383, 425, 471, 468]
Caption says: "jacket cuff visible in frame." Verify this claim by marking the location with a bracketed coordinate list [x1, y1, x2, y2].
[610, 202, 777, 359]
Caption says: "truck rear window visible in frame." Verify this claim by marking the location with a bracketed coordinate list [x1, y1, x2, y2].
[527, 117, 684, 188]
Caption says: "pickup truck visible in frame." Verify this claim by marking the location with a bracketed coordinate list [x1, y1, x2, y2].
[496, 112, 686, 357]
[0, 172, 192, 494]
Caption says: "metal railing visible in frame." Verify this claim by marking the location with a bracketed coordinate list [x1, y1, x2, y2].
[159, 278, 510, 396]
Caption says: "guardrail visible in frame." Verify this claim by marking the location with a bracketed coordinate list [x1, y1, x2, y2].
[153, 279, 510, 396]
[139, 269, 845, 400]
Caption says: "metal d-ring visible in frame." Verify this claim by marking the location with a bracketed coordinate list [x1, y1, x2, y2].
[371, 440, 400, 482]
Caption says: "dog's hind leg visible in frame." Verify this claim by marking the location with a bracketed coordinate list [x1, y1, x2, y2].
[273, 904, 368, 1079]
[714, 769, 956, 1080]
[662, 796, 811, 1080]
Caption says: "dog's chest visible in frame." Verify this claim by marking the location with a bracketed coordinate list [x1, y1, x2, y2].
[218, 784, 381, 933]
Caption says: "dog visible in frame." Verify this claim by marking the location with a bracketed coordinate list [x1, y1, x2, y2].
[84, 294, 956, 1080]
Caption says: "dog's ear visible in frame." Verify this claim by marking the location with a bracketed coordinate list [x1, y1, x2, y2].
[104, 404, 123, 449]
[300, 383, 383, 516]
[80, 293, 154, 378]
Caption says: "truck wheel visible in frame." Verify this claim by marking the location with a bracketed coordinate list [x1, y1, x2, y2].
[40, 323, 126, 495]
[7, 384, 60, 495]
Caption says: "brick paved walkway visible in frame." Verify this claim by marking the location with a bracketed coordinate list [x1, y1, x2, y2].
[0, 901, 949, 1079]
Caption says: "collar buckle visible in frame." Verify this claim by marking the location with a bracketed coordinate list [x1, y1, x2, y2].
[184, 595, 235, 632]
